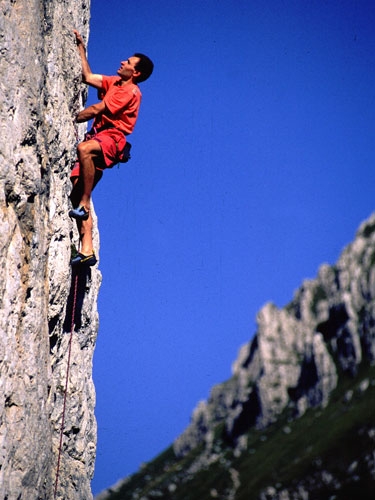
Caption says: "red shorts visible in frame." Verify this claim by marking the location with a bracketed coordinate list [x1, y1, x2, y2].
[70, 128, 127, 178]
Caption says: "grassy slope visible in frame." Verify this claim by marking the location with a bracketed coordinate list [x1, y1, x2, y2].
[108, 364, 375, 500]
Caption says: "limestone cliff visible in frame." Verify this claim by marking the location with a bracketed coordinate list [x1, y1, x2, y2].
[98, 214, 375, 500]
[0, 1, 100, 499]
[174, 214, 375, 456]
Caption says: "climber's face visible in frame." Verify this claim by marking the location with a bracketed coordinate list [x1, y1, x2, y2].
[117, 56, 141, 81]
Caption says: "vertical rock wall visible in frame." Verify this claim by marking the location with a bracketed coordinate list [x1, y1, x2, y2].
[0, 1, 100, 498]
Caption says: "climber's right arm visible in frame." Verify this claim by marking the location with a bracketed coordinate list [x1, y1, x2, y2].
[76, 101, 106, 123]
[73, 30, 103, 90]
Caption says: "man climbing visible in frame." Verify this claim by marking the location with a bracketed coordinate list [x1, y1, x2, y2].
[70, 30, 154, 266]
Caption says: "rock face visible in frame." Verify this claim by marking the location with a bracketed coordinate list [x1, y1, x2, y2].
[174, 215, 375, 458]
[0, 1, 100, 499]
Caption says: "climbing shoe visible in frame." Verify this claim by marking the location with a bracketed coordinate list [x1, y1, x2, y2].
[71, 252, 97, 267]
[69, 205, 89, 221]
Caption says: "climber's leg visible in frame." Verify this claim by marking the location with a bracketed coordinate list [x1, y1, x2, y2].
[69, 139, 104, 260]
[74, 139, 103, 212]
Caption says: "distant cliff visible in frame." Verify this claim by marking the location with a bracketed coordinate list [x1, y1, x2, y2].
[173, 215, 375, 456]
[0, 2, 100, 499]
[98, 214, 375, 499]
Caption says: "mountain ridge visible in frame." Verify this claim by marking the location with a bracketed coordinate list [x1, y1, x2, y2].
[97, 212, 375, 499]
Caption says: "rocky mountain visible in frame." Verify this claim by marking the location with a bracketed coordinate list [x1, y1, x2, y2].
[97, 214, 375, 499]
[0, 1, 100, 499]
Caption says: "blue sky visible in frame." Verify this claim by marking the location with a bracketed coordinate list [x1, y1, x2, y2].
[85, 0, 375, 494]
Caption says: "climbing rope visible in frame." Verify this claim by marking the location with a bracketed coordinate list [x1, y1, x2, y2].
[53, 271, 79, 499]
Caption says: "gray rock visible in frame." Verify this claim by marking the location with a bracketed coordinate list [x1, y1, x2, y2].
[0, 1, 100, 499]
[174, 213, 375, 457]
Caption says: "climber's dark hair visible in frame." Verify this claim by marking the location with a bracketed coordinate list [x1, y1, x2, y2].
[133, 53, 154, 83]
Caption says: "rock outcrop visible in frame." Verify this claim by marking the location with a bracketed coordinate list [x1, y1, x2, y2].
[93, 214, 375, 500]
[95, 214, 375, 499]
[174, 215, 375, 457]
[0, 1, 100, 499]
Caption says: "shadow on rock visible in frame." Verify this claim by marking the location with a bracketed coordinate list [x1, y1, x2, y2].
[63, 266, 92, 332]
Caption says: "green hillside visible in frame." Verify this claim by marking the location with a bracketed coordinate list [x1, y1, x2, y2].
[105, 363, 375, 500]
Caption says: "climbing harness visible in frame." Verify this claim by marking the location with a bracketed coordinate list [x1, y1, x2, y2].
[53, 271, 79, 499]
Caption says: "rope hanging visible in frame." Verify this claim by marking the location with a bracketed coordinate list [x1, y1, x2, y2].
[53, 271, 79, 499]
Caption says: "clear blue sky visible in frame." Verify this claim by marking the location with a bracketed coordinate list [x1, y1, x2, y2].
[86, 0, 375, 495]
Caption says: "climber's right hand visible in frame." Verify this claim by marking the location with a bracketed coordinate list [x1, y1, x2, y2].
[73, 30, 85, 49]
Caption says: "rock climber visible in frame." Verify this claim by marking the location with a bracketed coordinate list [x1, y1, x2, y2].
[69, 30, 154, 266]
